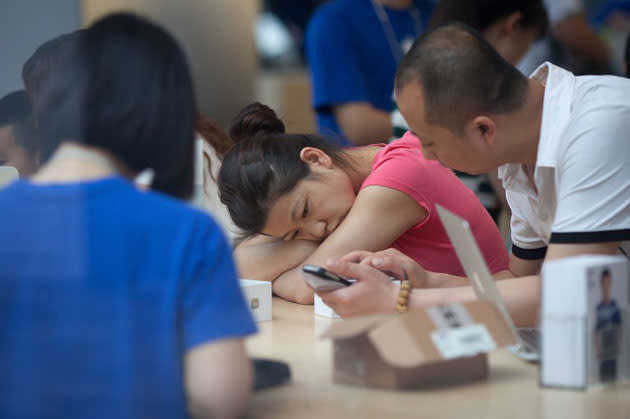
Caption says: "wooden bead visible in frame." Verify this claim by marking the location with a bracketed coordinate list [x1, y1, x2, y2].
[395, 273, 413, 314]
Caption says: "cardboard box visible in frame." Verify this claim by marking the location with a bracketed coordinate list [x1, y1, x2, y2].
[320, 300, 516, 389]
[314, 293, 341, 319]
[239, 279, 272, 322]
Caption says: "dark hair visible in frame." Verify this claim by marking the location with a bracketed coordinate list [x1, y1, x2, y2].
[218, 103, 352, 237]
[429, 0, 548, 39]
[229, 102, 286, 142]
[22, 30, 84, 124]
[625, 33, 630, 78]
[601, 268, 611, 279]
[0, 90, 40, 156]
[0, 90, 31, 126]
[395, 23, 529, 134]
[35, 13, 196, 199]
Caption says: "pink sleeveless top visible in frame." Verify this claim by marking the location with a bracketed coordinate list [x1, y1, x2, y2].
[361, 131, 509, 275]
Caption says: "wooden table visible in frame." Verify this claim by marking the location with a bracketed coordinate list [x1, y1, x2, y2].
[246, 298, 630, 418]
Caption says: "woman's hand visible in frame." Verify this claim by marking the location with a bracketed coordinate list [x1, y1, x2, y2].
[341, 248, 429, 288]
[317, 258, 399, 317]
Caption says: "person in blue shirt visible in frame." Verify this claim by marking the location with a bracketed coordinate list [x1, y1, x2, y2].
[305, 0, 434, 145]
[0, 13, 256, 419]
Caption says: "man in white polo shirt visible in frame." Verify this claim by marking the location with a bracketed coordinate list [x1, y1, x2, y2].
[318, 23, 629, 326]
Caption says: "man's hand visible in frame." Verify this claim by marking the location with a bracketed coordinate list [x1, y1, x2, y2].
[341, 248, 429, 288]
[317, 257, 399, 318]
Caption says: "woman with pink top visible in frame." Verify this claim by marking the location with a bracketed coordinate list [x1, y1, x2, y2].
[218, 102, 509, 305]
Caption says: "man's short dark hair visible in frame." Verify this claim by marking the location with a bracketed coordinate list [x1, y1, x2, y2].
[395, 23, 529, 134]
[428, 0, 548, 39]
[35, 13, 196, 199]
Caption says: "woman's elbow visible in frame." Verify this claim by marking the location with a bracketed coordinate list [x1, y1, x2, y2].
[293, 286, 314, 305]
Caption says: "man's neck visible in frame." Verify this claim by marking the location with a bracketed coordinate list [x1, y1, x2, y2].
[378, 0, 414, 10]
[501, 79, 545, 167]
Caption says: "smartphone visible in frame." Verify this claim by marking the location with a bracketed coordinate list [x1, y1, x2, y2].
[302, 264, 353, 291]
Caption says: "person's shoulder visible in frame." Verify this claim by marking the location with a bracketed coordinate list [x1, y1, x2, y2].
[307, 0, 365, 34]
[572, 75, 630, 120]
[564, 75, 630, 146]
[366, 132, 446, 188]
[380, 132, 430, 164]
[414, 0, 436, 13]
[133, 187, 224, 237]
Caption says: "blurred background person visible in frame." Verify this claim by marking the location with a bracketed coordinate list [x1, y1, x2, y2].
[518, 0, 612, 75]
[305, 0, 435, 145]
[0, 90, 40, 176]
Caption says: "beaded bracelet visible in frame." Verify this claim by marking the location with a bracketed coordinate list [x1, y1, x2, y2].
[395, 269, 412, 313]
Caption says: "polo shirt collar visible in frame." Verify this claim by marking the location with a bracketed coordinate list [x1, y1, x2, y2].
[499, 62, 576, 190]
[531, 62, 576, 172]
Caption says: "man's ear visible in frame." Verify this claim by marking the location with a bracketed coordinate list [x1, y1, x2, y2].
[469, 116, 497, 147]
[503, 11, 524, 36]
[299, 147, 333, 168]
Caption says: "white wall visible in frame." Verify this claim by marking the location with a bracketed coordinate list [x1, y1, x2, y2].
[0, 0, 81, 97]
[83, 0, 258, 129]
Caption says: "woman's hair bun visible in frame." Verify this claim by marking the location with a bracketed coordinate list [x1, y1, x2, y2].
[229, 102, 285, 143]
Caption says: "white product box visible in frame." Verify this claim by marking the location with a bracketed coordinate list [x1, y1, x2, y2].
[314, 293, 341, 319]
[540, 255, 629, 389]
[239, 279, 272, 322]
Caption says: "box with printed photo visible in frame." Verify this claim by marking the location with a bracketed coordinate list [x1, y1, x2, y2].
[540, 255, 629, 389]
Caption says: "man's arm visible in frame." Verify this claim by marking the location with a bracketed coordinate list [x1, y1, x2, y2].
[184, 338, 252, 418]
[417, 242, 621, 326]
[333, 103, 393, 145]
[321, 242, 621, 326]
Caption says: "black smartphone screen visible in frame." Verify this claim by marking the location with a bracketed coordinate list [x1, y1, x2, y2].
[302, 264, 353, 286]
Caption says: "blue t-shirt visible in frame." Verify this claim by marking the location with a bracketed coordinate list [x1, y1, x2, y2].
[0, 177, 257, 418]
[305, 0, 434, 144]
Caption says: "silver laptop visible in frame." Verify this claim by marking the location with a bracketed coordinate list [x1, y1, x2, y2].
[0, 166, 19, 189]
[436, 204, 539, 362]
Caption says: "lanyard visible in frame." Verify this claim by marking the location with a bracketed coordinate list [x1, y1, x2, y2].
[370, 0, 423, 63]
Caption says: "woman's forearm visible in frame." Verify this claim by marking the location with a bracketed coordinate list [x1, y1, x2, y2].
[234, 237, 317, 282]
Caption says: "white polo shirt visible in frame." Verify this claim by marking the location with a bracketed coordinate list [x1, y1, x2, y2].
[499, 62, 630, 261]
